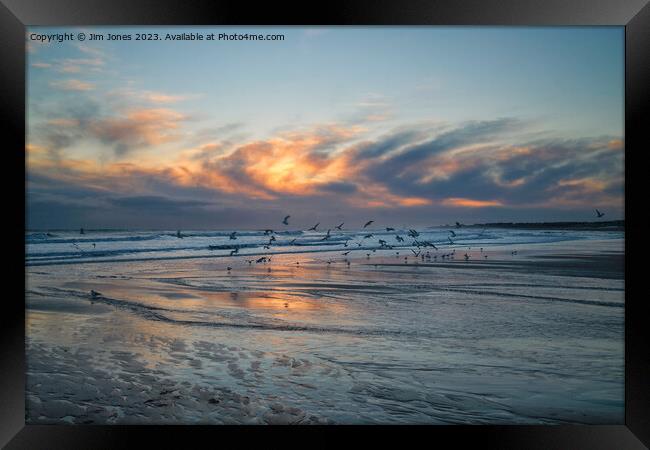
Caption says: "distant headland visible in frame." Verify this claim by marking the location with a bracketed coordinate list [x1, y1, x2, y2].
[462, 220, 624, 231]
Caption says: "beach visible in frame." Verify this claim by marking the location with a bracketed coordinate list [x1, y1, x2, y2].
[25, 228, 624, 424]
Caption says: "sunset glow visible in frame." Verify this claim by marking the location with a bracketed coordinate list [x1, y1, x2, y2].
[26, 26, 624, 229]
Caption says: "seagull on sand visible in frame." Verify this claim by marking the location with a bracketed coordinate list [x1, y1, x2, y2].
[80, 228, 85, 235]
[90, 290, 101, 297]
[363, 220, 374, 228]
[308, 223, 320, 231]
[282, 215, 290, 225]
[395, 235, 404, 242]
[335, 223, 344, 230]
[595, 209, 605, 218]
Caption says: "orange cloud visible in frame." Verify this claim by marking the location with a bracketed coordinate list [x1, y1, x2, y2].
[556, 177, 607, 192]
[89, 108, 187, 151]
[141, 91, 188, 104]
[47, 118, 80, 127]
[50, 79, 95, 91]
[180, 125, 362, 197]
[441, 198, 504, 208]
[607, 139, 623, 150]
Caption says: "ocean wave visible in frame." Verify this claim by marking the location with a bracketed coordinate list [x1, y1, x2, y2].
[25, 228, 624, 267]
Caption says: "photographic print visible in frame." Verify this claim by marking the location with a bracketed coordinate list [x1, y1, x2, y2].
[25, 26, 624, 425]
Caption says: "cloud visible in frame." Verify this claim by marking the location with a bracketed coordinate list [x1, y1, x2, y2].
[88, 108, 188, 155]
[50, 79, 95, 91]
[27, 108, 624, 228]
[58, 57, 104, 73]
[316, 181, 358, 194]
[441, 198, 504, 208]
[140, 91, 189, 104]
[108, 195, 211, 211]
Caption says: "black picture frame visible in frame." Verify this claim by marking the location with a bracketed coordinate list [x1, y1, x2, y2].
[2, 0, 647, 448]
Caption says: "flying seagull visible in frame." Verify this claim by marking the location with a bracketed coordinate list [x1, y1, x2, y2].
[363, 220, 374, 228]
[289, 238, 297, 245]
[449, 230, 456, 237]
[595, 209, 605, 218]
[407, 229, 419, 238]
[282, 215, 290, 225]
[455, 222, 463, 228]
[229, 231, 237, 240]
[308, 222, 320, 231]
[386, 227, 395, 232]
[363, 234, 373, 239]
[335, 223, 344, 230]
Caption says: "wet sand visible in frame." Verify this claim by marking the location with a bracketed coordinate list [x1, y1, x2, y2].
[25, 238, 624, 424]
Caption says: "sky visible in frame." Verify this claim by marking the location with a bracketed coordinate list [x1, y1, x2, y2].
[26, 26, 624, 230]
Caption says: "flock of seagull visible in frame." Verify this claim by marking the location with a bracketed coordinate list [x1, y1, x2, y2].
[196, 215, 506, 273]
[71, 209, 607, 272]
[205, 208, 606, 272]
